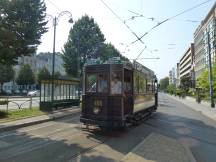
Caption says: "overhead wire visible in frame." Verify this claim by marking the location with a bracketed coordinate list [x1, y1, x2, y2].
[46, 0, 62, 12]
[100, 0, 145, 45]
[134, 46, 147, 61]
[131, 0, 214, 45]
[126, 10, 200, 23]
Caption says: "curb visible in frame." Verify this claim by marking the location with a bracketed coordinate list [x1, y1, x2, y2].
[0, 109, 81, 132]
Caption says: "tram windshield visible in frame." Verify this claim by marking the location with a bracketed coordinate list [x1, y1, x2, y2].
[86, 73, 108, 93]
[111, 72, 122, 94]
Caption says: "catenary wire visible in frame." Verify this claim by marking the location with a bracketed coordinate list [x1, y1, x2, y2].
[46, 0, 62, 12]
[100, 0, 145, 45]
[131, 0, 214, 45]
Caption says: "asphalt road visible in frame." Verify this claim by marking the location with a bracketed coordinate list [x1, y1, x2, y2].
[0, 93, 216, 162]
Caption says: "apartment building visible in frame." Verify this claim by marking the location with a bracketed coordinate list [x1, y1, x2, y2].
[2, 52, 66, 93]
[169, 67, 176, 86]
[179, 44, 195, 79]
[179, 43, 195, 87]
[36, 52, 66, 76]
[194, 2, 216, 79]
[176, 63, 180, 87]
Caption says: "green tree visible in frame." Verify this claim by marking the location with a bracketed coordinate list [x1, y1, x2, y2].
[54, 71, 62, 79]
[196, 64, 216, 99]
[62, 15, 105, 77]
[167, 84, 176, 95]
[16, 64, 35, 87]
[37, 67, 51, 82]
[180, 75, 192, 94]
[0, 0, 47, 65]
[159, 77, 169, 91]
[0, 64, 15, 92]
[99, 43, 129, 62]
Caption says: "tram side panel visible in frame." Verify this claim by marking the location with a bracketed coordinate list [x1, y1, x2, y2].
[132, 69, 156, 114]
[133, 93, 155, 114]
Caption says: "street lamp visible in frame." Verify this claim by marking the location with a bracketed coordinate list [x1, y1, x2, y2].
[46, 11, 73, 104]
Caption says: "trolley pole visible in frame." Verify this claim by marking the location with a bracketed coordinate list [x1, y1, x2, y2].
[207, 31, 215, 108]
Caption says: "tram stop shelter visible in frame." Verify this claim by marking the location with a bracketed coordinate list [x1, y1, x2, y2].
[40, 78, 80, 111]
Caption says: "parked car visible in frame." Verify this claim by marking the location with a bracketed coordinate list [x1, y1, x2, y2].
[14, 90, 21, 94]
[5, 90, 12, 95]
[27, 90, 40, 97]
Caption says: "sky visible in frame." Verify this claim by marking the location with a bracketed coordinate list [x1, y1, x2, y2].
[37, 0, 215, 79]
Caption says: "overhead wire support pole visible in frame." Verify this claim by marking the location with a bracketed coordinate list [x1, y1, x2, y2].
[52, 17, 57, 78]
[51, 17, 57, 103]
[207, 31, 215, 108]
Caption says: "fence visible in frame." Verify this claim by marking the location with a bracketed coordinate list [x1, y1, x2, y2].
[0, 96, 39, 111]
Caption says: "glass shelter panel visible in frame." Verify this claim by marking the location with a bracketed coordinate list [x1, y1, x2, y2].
[41, 83, 45, 102]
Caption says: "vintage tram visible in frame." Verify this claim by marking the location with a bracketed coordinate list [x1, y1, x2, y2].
[80, 59, 158, 129]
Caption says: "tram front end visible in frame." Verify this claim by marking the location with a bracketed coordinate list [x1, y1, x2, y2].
[80, 64, 127, 129]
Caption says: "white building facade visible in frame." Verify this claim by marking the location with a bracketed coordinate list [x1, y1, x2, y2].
[179, 43, 195, 88]
[194, 2, 216, 79]
[2, 52, 66, 93]
[169, 67, 176, 86]
[36, 52, 66, 76]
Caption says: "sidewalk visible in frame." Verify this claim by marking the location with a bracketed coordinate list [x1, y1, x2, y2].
[0, 107, 81, 132]
[121, 133, 195, 162]
[167, 94, 216, 121]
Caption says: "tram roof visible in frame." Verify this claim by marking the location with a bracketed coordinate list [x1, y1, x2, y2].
[85, 60, 154, 76]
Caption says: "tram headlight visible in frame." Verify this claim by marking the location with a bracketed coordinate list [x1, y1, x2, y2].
[93, 100, 102, 114]
[93, 106, 100, 114]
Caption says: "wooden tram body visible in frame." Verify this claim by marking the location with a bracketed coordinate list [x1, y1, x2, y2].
[80, 61, 158, 128]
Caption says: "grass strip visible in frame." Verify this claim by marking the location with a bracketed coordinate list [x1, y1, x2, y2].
[0, 108, 47, 123]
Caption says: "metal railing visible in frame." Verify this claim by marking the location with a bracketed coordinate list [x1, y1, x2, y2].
[0, 96, 40, 111]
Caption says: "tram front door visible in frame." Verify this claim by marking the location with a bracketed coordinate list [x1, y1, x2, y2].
[123, 69, 133, 115]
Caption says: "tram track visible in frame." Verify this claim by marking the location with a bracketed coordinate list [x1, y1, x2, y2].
[65, 136, 110, 162]
[0, 111, 81, 139]
[0, 112, 114, 161]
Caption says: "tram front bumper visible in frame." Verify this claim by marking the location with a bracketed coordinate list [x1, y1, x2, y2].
[80, 117, 125, 128]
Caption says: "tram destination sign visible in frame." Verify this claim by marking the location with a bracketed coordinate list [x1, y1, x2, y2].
[133, 61, 154, 76]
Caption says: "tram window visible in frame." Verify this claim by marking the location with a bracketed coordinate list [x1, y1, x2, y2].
[152, 81, 155, 91]
[86, 74, 97, 92]
[133, 72, 139, 93]
[111, 72, 122, 94]
[147, 81, 153, 92]
[124, 79, 132, 94]
[139, 78, 146, 93]
[98, 74, 108, 93]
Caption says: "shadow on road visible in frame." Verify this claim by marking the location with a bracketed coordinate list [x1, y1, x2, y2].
[1, 95, 216, 162]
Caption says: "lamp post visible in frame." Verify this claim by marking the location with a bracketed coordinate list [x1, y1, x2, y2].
[47, 11, 73, 104]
